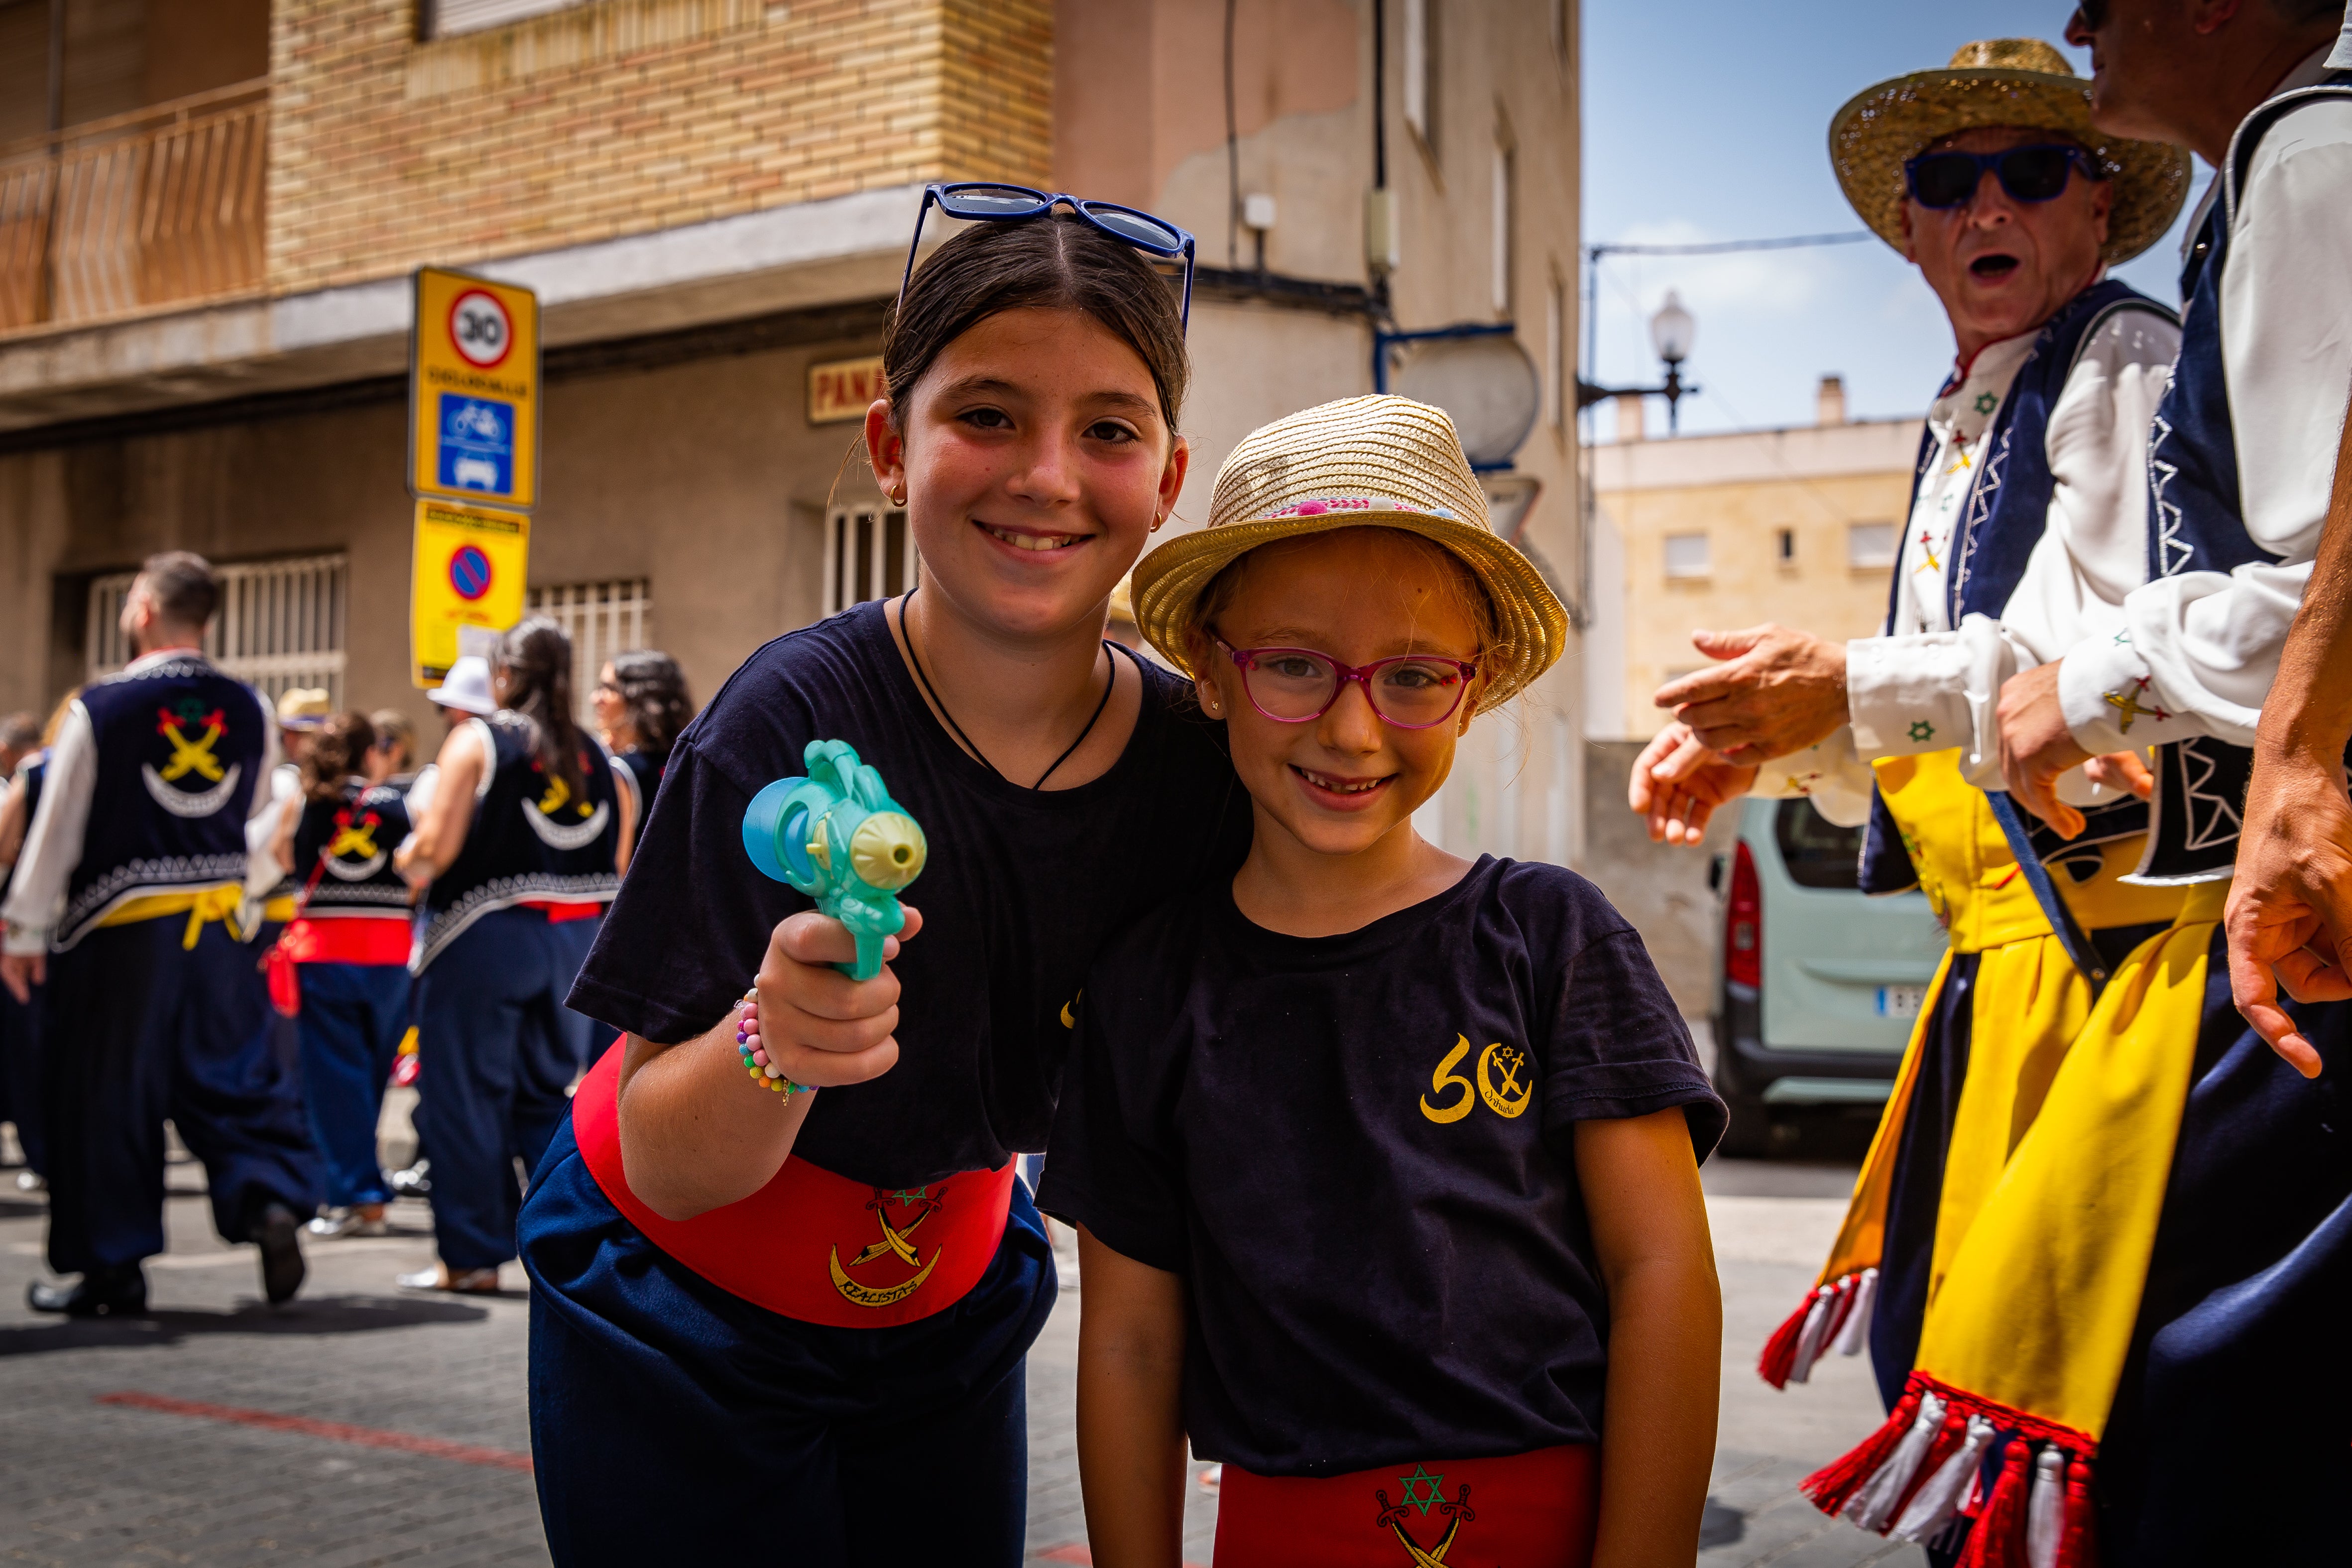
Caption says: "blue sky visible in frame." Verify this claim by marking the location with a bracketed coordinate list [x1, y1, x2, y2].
[1580, 1, 2209, 437]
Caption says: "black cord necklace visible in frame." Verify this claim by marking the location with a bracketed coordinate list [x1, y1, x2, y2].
[897, 588, 1121, 790]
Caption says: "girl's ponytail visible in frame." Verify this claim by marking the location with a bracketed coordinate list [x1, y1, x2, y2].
[498, 617, 588, 805]
[304, 711, 374, 802]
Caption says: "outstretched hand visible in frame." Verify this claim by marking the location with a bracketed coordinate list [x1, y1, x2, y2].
[2227, 759, 2352, 1079]
[752, 905, 925, 1089]
[1998, 659, 2095, 837]
[1654, 624, 1848, 763]
[1629, 722, 1759, 846]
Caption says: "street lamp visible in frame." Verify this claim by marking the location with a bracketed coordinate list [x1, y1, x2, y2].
[1576, 290, 1702, 433]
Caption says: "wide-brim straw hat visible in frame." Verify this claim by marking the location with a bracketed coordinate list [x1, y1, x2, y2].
[1830, 39, 2190, 265]
[1130, 395, 1566, 713]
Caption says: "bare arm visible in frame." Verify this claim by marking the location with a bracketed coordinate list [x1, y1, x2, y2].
[612, 760, 638, 876]
[613, 906, 922, 1219]
[0, 773, 26, 870]
[395, 722, 484, 882]
[2228, 394, 2352, 1074]
[1575, 1107, 1721, 1568]
[1074, 1226, 1189, 1568]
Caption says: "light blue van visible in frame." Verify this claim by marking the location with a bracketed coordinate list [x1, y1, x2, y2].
[1710, 796, 1947, 1156]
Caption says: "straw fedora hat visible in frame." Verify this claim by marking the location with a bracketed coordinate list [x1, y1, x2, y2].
[1129, 395, 1566, 713]
[275, 687, 333, 729]
[1830, 39, 2190, 265]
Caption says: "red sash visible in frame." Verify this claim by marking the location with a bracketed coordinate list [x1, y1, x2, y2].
[284, 916, 413, 966]
[571, 1042, 1016, 1328]
[1214, 1444, 1599, 1568]
[520, 899, 603, 923]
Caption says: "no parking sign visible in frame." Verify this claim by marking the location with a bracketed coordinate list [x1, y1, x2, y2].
[410, 500, 530, 688]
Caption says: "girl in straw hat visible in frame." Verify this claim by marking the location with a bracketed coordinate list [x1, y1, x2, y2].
[516, 199, 1254, 1565]
[1041, 395, 1725, 1568]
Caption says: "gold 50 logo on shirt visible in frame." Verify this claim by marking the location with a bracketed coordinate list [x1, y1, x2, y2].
[1419, 1034, 1532, 1123]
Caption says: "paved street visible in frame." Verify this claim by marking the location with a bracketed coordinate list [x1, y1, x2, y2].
[0, 1104, 1919, 1567]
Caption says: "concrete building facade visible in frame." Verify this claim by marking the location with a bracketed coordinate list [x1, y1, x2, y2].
[0, 0, 1584, 869]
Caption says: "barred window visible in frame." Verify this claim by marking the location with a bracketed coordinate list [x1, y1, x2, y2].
[424, 0, 593, 39]
[1848, 521, 1898, 570]
[824, 506, 918, 617]
[87, 554, 348, 708]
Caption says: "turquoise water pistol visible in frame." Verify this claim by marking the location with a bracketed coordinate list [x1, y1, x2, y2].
[742, 740, 928, 981]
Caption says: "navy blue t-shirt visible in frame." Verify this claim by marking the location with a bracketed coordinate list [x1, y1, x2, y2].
[1039, 856, 1723, 1477]
[568, 601, 1252, 1190]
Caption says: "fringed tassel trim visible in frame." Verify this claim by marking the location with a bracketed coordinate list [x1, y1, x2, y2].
[1758, 1267, 1878, 1389]
[1803, 1372, 2098, 1568]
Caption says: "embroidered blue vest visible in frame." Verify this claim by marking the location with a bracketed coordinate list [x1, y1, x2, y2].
[291, 779, 415, 919]
[0, 753, 44, 908]
[2132, 70, 2352, 883]
[60, 657, 267, 948]
[1856, 280, 2173, 896]
[415, 712, 620, 970]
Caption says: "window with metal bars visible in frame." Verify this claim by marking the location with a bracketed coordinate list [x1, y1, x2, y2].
[86, 554, 348, 708]
[526, 579, 653, 725]
[824, 506, 917, 618]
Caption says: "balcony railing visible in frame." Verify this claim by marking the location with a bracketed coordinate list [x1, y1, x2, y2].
[0, 80, 268, 335]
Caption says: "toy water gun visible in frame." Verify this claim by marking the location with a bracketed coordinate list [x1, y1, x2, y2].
[742, 739, 928, 981]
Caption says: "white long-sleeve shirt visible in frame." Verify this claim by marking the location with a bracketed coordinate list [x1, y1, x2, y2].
[2058, 43, 2352, 753]
[1, 650, 282, 955]
[1753, 294, 2179, 825]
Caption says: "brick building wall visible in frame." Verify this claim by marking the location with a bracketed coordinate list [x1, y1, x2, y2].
[264, 0, 1053, 294]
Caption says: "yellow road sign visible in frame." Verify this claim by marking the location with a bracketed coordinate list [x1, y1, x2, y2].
[410, 267, 540, 510]
[411, 499, 530, 688]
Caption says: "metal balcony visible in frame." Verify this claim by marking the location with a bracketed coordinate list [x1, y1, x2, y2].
[0, 79, 268, 336]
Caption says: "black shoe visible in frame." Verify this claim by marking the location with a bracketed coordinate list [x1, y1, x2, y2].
[27, 1265, 147, 1317]
[254, 1202, 306, 1305]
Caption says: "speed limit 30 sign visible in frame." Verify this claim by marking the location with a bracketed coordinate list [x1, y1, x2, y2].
[410, 267, 539, 510]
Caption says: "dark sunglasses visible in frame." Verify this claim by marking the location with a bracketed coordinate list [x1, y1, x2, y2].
[1904, 143, 2101, 210]
[2071, 0, 2108, 30]
[897, 183, 1197, 331]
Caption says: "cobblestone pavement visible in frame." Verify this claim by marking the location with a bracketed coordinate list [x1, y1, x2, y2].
[0, 1116, 1918, 1567]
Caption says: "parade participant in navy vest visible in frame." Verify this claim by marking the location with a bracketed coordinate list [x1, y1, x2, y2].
[395, 617, 632, 1294]
[1, 552, 319, 1317]
[1975, 2, 2352, 1559]
[0, 706, 55, 1187]
[1627, 39, 2187, 842]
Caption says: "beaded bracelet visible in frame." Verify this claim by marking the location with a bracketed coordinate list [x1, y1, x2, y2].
[736, 988, 810, 1096]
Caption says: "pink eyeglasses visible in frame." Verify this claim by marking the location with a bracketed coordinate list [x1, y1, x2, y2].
[1214, 637, 1479, 729]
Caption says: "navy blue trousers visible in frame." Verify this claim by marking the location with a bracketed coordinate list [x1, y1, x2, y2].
[294, 961, 410, 1208]
[42, 917, 319, 1273]
[413, 907, 601, 1270]
[2093, 938, 2352, 1566]
[521, 1116, 1055, 1567]
[0, 975, 45, 1175]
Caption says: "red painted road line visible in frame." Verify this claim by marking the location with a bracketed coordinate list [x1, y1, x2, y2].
[97, 1391, 535, 1472]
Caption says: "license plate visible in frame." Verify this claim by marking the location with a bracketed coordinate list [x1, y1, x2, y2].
[1878, 985, 1927, 1019]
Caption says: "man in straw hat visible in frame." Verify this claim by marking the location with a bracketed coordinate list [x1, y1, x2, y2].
[1631, 4, 2189, 1460]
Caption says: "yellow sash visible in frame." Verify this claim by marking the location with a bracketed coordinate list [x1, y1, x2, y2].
[1914, 881, 2222, 1438]
[96, 882, 248, 950]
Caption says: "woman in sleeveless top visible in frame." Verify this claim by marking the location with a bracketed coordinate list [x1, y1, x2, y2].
[397, 620, 634, 1292]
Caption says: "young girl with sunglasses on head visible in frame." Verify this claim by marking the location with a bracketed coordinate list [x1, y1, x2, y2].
[1041, 397, 1726, 1568]
[517, 195, 1249, 1566]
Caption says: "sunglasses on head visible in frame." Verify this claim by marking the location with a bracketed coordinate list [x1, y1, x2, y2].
[1904, 143, 2101, 210]
[897, 183, 1198, 332]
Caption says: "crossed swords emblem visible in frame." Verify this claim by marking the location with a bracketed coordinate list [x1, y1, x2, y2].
[155, 706, 228, 783]
[1373, 1475, 1477, 1566]
[827, 1187, 945, 1309]
[329, 809, 382, 860]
